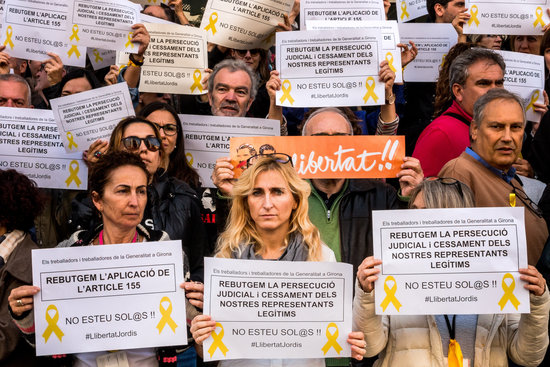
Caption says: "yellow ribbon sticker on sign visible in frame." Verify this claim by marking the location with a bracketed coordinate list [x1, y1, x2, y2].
[67, 45, 81, 58]
[385, 52, 396, 72]
[498, 273, 520, 310]
[279, 79, 295, 105]
[93, 49, 103, 63]
[208, 322, 229, 358]
[4, 26, 14, 49]
[156, 296, 178, 333]
[70, 24, 80, 42]
[65, 160, 81, 188]
[468, 5, 480, 26]
[400, 2, 410, 20]
[440, 53, 447, 69]
[126, 32, 134, 49]
[186, 152, 194, 165]
[534, 7, 546, 27]
[321, 322, 343, 355]
[43, 305, 64, 343]
[66, 132, 78, 150]
[363, 77, 378, 104]
[190, 69, 203, 93]
[205, 12, 218, 35]
[509, 193, 516, 207]
[526, 90, 540, 112]
[380, 275, 402, 311]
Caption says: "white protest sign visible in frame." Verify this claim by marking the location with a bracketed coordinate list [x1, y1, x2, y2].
[0, 107, 87, 190]
[200, 0, 294, 49]
[300, 0, 385, 30]
[86, 48, 116, 70]
[0, 0, 85, 67]
[464, 0, 550, 35]
[372, 207, 530, 315]
[276, 29, 383, 107]
[179, 114, 280, 187]
[66, 0, 142, 51]
[398, 23, 457, 82]
[137, 23, 208, 94]
[130, 0, 169, 4]
[307, 20, 403, 84]
[203, 257, 353, 361]
[32, 241, 186, 355]
[50, 83, 135, 153]
[496, 50, 545, 123]
[396, 0, 428, 23]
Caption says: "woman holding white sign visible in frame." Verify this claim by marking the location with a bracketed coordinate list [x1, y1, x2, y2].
[353, 178, 550, 367]
[190, 155, 367, 365]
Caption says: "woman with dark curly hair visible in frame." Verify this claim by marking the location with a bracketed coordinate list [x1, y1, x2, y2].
[0, 169, 44, 366]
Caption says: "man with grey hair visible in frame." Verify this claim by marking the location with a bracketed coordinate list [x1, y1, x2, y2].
[440, 88, 548, 265]
[413, 48, 505, 177]
[0, 74, 32, 108]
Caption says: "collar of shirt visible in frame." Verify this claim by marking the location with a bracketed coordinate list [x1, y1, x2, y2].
[465, 147, 517, 183]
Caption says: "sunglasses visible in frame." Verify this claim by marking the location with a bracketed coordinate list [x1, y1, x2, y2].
[235, 49, 261, 57]
[426, 177, 464, 198]
[246, 153, 293, 168]
[153, 122, 178, 136]
[121, 136, 161, 152]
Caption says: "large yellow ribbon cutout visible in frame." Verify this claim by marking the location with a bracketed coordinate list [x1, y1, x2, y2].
[4, 26, 14, 49]
[42, 305, 64, 343]
[65, 160, 82, 188]
[190, 69, 203, 93]
[400, 2, 410, 20]
[279, 80, 295, 105]
[526, 90, 540, 112]
[385, 52, 396, 72]
[156, 296, 178, 333]
[363, 77, 379, 104]
[205, 12, 219, 35]
[208, 322, 229, 358]
[126, 32, 134, 49]
[534, 7, 546, 27]
[468, 5, 480, 26]
[93, 49, 103, 63]
[448, 339, 464, 367]
[498, 273, 520, 310]
[321, 322, 343, 355]
[380, 275, 402, 311]
[66, 132, 78, 150]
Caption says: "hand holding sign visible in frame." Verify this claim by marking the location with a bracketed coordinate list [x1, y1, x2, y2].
[357, 257, 382, 293]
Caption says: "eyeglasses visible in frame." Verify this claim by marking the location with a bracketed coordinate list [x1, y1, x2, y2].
[509, 180, 543, 217]
[121, 136, 161, 152]
[153, 122, 178, 136]
[310, 132, 351, 136]
[246, 153, 293, 168]
[426, 177, 464, 198]
[235, 49, 261, 57]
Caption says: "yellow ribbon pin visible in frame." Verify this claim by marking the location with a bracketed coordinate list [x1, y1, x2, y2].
[526, 90, 540, 112]
[67, 45, 81, 58]
[205, 12, 219, 35]
[385, 52, 396, 72]
[534, 7, 546, 27]
[65, 160, 81, 188]
[380, 275, 402, 311]
[156, 296, 178, 333]
[279, 79, 295, 105]
[70, 24, 80, 42]
[126, 32, 134, 49]
[468, 5, 480, 26]
[42, 305, 64, 343]
[498, 273, 520, 310]
[208, 322, 229, 357]
[66, 132, 78, 150]
[400, 2, 410, 20]
[186, 152, 194, 165]
[190, 69, 203, 93]
[363, 77, 378, 104]
[509, 193, 516, 207]
[93, 49, 103, 63]
[321, 322, 343, 355]
[440, 53, 447, 69]
[4, 26, 14, 49]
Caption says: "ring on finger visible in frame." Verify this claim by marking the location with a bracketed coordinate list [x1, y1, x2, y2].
[16, 299, 24, 307]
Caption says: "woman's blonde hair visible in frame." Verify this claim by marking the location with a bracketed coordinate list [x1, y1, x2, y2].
[409, 178, 475, 209]
[216, 156, 323, 261]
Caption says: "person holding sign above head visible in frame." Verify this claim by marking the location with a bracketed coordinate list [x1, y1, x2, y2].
[353, 177, 550, 367]
[190, 155, 367, 366]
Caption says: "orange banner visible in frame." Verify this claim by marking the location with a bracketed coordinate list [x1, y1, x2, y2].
[229, 136, 405, 179]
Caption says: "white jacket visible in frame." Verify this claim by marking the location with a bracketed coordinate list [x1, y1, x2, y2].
[353, 283, 550, 367]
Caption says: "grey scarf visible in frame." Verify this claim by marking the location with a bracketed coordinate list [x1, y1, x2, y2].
[232, 232, 309, 261]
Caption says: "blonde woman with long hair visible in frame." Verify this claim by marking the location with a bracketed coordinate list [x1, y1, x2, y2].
[191, 155, 367, 365]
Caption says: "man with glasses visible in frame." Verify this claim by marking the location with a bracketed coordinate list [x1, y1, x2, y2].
[440, 88, 548, 265]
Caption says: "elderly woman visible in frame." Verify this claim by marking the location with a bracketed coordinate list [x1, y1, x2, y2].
[353, 178, 550, 367]
[190, 155, 367, 366]
[0, 170, 44, 366]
